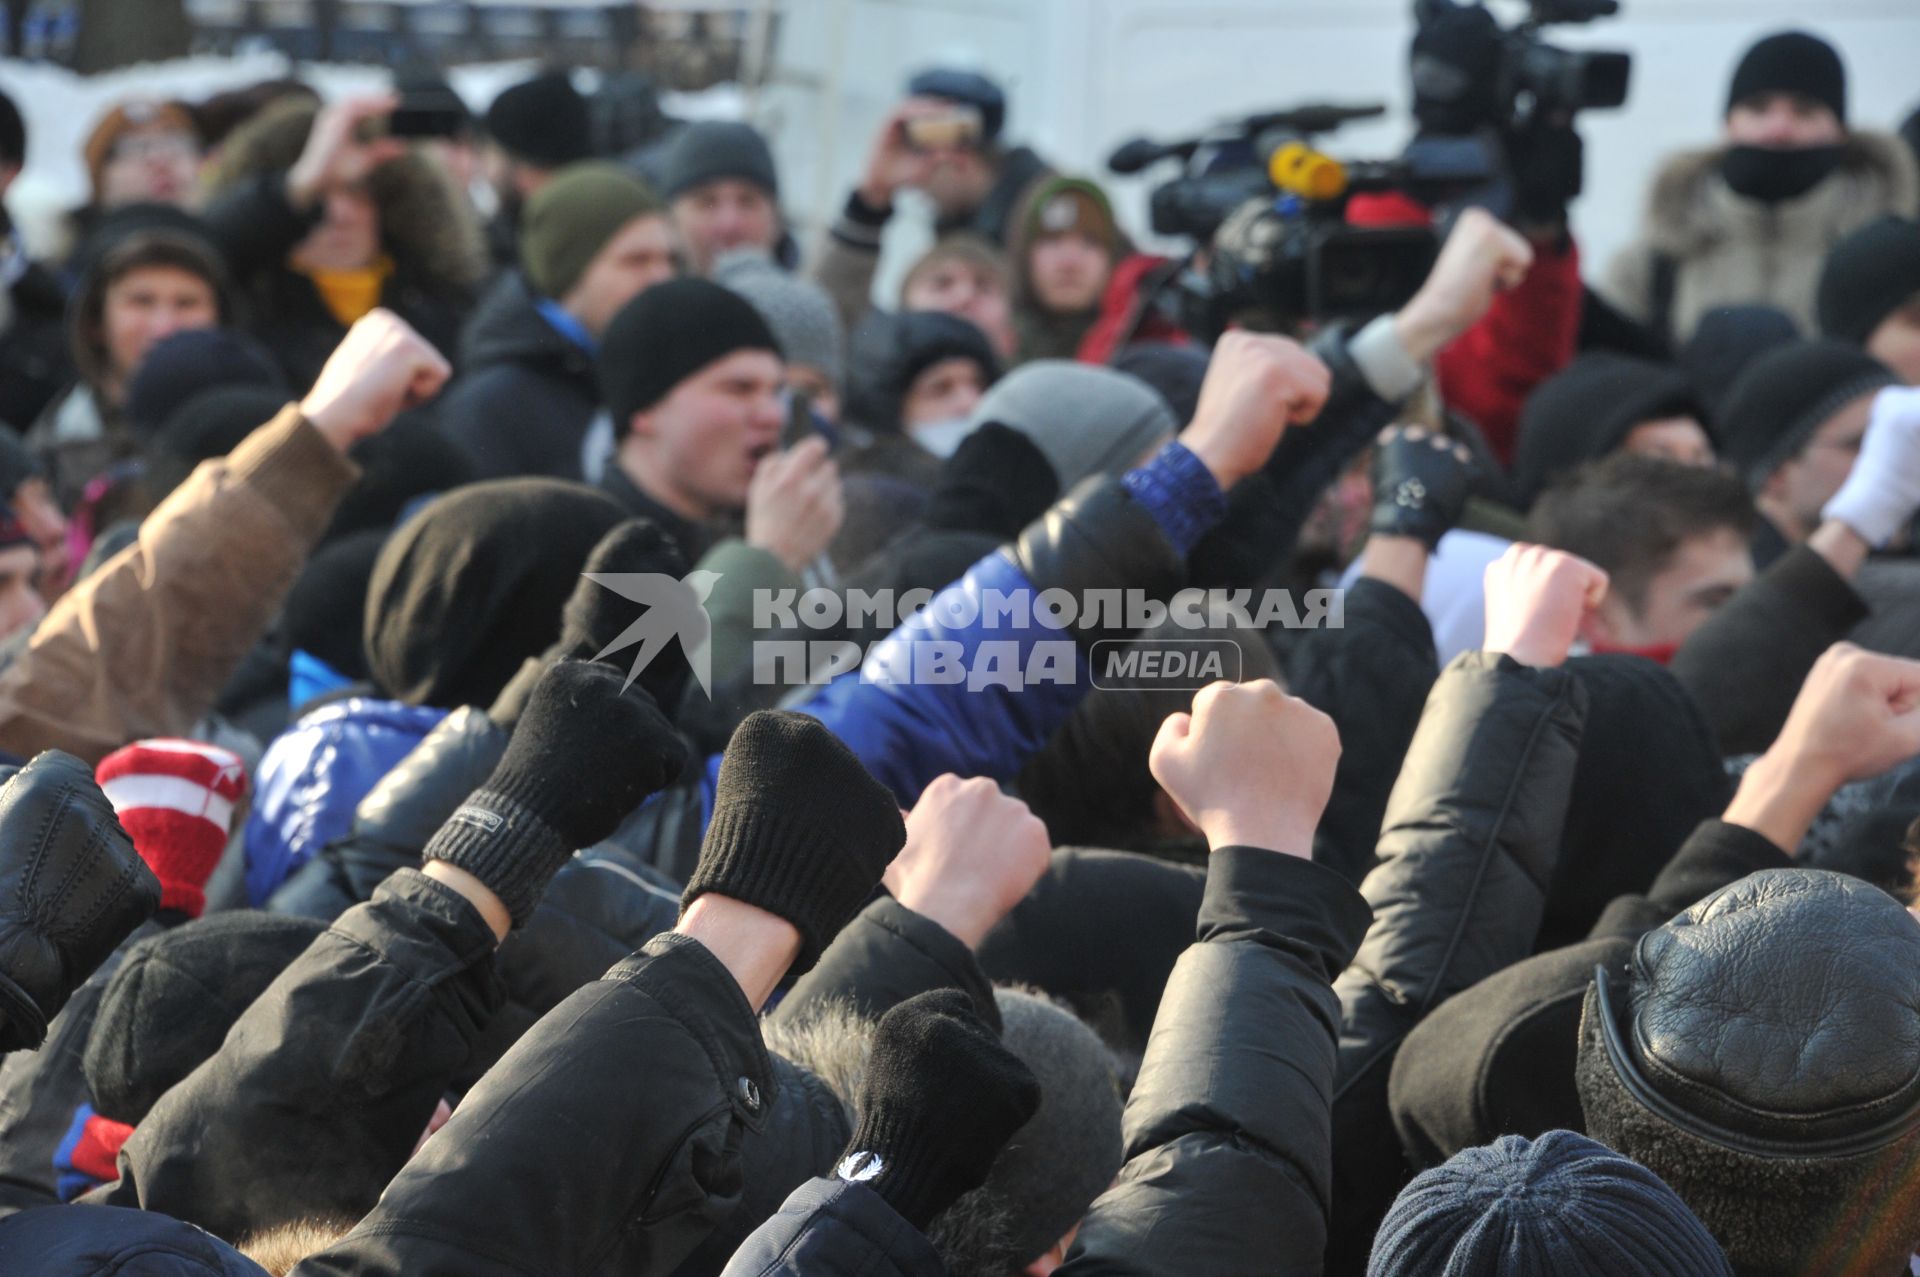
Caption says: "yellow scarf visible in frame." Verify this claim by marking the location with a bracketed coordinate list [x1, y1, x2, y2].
[301, 255, 394, 328]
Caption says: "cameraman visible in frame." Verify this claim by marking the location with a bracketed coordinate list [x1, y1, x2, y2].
[1602, 30, 1918, 346]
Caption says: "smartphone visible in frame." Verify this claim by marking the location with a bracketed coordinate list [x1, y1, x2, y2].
[388, 96, 468, 140]
[904, 105, 983, 151]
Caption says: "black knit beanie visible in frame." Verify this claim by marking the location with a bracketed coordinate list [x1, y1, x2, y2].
[1715, 339, 1896, 487]
[1682, 304, 1801, 419]
[485, 71, 592, 168]
[144, 385, 290, 501]
[1370, 1130, 1731, 1276]
[283, 529, 386, 683]
[1514, 354, 1709, 505]
[363, 479, 627, 709]
[1818, 216, 1920, 346]
[680, 710, 905, 970]
[124, 328, 285, 441]
[659, 119, 779, 200]
[84, 912, 326, 1124]
[1726, 31, 1846, 124]
[598, 277, 781, 433]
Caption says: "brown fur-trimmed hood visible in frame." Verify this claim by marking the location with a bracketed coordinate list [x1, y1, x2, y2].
[202, 97, 488, 295]
[1637, 130, 1919, 257]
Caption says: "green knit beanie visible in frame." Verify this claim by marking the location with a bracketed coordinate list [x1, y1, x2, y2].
[520, 161, 664, 299]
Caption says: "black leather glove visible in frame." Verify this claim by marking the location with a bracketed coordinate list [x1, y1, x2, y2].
[836, 989, 1041, 1229]
[427, 662, 687, 928]
[1368, 424, 1480, 551]
[0, 751, 162, 1052]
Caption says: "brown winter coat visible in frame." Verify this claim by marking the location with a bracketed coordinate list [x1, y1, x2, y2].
[1602, 131, 1919, 343]
[0, 405, 357, 763]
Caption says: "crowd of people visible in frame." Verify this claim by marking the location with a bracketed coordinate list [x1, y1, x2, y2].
[0, 17, 1911, 1276]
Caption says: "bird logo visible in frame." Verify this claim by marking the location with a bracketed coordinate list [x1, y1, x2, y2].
[582, 569, 722, 698]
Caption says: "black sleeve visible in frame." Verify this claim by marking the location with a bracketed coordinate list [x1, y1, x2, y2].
[269, 707, 509, 921]
[1056, 850, 1372, 1277]
[774, 895, 1000, 1032]
[297, 932, 778, 1277]
[1669, 545, 1868, 757]
[1325, 651, 1587, 1271]
[86, 870, 504, 1242]
[1287, 577, 1439, 884]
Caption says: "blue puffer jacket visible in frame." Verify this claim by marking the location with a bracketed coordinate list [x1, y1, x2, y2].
[0, 1203, 268, 1275]
[242, 697, 447, 905]
[757, 443, 1219, 809]
[720, 1178, 944, 1277]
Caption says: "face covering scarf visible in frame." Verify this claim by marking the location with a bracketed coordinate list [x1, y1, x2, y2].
[1721, 144, 1845, 204]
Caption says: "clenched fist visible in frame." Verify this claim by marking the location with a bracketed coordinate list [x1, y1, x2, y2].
[1180, 332, 1332, 491]
[301, 309, 452, 452]
[884, 775, 1052, 948]
[1149, 679, 1340, 858]
[1482, 543, 1609, 668]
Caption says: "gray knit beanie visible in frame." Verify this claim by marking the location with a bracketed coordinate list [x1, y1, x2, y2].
[968, 361, 1175, 489]
[713, 249, 845, 387]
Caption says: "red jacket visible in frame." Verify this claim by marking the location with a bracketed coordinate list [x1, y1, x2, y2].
[1348, 191, 1583, 467]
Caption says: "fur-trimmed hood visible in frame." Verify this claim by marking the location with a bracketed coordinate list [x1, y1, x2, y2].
[202, 97, 488, 296]
[1636, 130, 1919, 257]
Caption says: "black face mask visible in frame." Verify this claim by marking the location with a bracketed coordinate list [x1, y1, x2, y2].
[1721, 143, 1846, 204]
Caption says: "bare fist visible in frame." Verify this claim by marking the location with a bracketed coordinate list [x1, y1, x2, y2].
[301, 310, 452, 452]
[883, 775, 1052, 948]
[1394, 207, 1535, 362]
[745, 437, 845, 572]
[1180, 332, 1332, 490]
[1149, 679, 1339, 857]
[1482, 543, 1608, 668]
[1773, 643, 1920, 790]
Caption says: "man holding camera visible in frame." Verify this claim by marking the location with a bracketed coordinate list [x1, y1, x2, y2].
[814, 68, 1055, 333]
[1603, 29, 1918, 346]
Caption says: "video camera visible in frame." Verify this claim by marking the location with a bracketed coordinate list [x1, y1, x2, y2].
[1412, 0, 1630, 135]
[1107, 103, 1496, 333]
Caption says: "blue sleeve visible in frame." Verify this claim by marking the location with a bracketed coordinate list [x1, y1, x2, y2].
[779, 444, 1227, 807]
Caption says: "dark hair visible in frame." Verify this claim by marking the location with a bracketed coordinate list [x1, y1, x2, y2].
[0, 88, 24, 169]
[1527, 454, 1754, 614]
[1017, 617, 1279, 857]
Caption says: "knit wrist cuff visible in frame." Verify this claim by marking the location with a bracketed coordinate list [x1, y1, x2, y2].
[681, 803, 881, 971]
[1122, 440, 1228, 557]
[1348, 311, 1427, 404]
[839, 1104, 961, 1230]
[421, 790, 572, 928]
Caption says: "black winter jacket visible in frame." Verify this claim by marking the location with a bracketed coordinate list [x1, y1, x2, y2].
[200, 175, 471, 392]
[1386, 817, 1791, 1171]
[1669, 544, 1868, 757]
[1325, 651, 1588, 1273]
[84, 870, 503, 1241]
[1287, 576, 1440, 884]
[1057, 848, 1371, 1276]
[437, 271, 603, 481]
